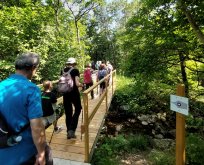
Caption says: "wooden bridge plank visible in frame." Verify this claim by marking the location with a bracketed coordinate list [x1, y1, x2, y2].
[52, 150, 85, 162]
[50, 144, 86, 154]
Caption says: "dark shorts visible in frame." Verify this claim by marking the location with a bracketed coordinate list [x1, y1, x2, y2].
[100, 82, 106, 89]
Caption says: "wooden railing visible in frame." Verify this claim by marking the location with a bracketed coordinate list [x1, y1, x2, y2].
[82, 70, 116, 162]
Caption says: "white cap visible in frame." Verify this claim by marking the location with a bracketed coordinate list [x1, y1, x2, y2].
[66, 57, 76, 64]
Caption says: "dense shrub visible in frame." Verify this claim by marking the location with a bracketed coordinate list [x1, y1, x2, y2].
[91, 134, 150, 165]
[186, 134, 204, 165]
[128, 134, 149, 151]
[91, 142, 118, 165]
[113, 75, 173, 115]
[148, 149, 175, 165]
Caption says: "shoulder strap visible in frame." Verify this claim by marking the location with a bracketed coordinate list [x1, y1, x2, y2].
[68, 67, 74, 74]
[63, 67, 74, 75]
[0, 112, 29, 135]
[18, 123, 30, 134]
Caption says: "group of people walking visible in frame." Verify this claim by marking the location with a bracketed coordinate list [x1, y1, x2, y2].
[84, 60, 113, 96]
[0, 52, 113, 164]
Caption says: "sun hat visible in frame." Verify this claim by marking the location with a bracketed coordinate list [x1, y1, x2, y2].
[86, 63, 91, 67]
[66, 57, 76, 64]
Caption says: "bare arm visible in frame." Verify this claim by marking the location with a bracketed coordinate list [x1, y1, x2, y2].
[30, 118, 46, 165]
[96, 72, 99, 82]
[75, 76, 83, 87]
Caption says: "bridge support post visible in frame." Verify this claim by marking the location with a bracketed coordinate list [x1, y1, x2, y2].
[83, 93, 89, 163]
[105, 78, 108, 112]
[112, 72, 114, 96]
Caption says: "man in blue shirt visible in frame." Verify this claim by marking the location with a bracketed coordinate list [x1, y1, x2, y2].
[0, 52, 49, 165]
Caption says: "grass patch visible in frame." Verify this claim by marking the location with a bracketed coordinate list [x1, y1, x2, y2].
[186, 133, 204, 165]
[148, 149, 175, 165]
[128, 134, 149, 151]
[91, 134, 150, 165]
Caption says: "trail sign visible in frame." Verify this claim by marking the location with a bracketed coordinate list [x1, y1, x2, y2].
[170, 95, 189, 116]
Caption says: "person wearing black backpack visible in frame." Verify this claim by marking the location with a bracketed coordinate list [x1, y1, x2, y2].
[97, 63, 108, 95]
[62, 57, 83, 139]
[0, 52, 52, 165]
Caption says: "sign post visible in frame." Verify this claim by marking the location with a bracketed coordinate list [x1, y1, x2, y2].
[173, 84, 186, 165]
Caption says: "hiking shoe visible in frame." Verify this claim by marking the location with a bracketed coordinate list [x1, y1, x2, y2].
[67, 130, 76, 139]
[54, 126, 62, 134]
[67, 131, 72, 139]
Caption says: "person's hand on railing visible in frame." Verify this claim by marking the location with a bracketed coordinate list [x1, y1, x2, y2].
[81, 83, 85, 91]
[78, 83, 85, 92]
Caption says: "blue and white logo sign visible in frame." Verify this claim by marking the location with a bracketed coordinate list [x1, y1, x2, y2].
[170, 95, 189, 115]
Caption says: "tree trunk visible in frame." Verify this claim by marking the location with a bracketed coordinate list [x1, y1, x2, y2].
[74, 19, 80, 44]
[54, 0, 60, 34]
[179, 52, 189, 96]
[178, 0, 204, 44]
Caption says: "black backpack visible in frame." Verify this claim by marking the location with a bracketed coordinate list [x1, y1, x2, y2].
[98, 69, 107, 80]
[0, 113, 29, 148]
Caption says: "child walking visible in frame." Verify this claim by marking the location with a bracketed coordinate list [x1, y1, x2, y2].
[41, 80, 62, 133]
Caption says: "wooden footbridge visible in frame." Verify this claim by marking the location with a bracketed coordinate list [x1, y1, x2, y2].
[45, 70, 116, 163]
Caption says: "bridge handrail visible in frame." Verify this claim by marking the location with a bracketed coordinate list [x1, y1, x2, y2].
[82, 70, 116, 162]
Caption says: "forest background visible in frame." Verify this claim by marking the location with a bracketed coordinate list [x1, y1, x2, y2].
[0, 0, 204, 164]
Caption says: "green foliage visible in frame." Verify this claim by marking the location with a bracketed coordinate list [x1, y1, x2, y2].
[186, 134, 204, 165]
[86, 3, 120, 67]
[113, 75, 135, 105]
[189, 99, 204, 117]
[117, 0, 204, 98]
[91, 134, 150, 165]
[187, 115, 204, 128]
[114, 75, 173, 114]
[91, 143, 118, 165]
[186, 99, 204, 133]
[148, 149, 175, 165]
[128, 134, 149, 151]
[0, 60, 15, 81]
[105, 135, 129, 152]
[0, 1, 92, 81]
